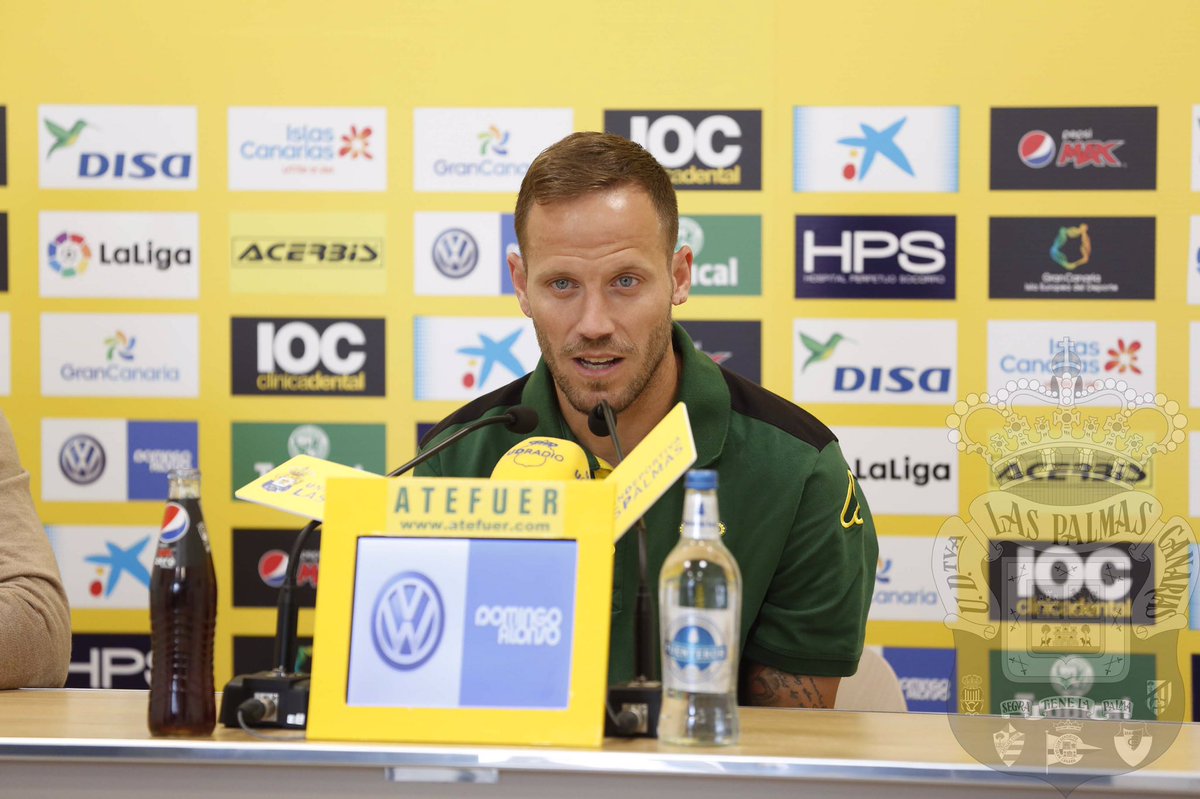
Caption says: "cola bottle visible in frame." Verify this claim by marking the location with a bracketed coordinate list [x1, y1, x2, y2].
[148, 469, 217, 736]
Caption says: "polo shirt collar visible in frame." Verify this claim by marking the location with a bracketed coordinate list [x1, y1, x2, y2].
[519, 322, 730, 468]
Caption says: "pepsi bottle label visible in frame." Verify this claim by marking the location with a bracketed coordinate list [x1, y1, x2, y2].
[159, 502, 191, 544]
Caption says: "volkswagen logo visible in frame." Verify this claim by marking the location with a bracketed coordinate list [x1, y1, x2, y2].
[372, 572, 444, 670]
[432, 228, 478, 279]
[59, 434, 106, 485]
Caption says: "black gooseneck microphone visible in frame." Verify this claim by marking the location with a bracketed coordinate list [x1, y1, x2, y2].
[220, 405, 540, 729]
[591, 400, 662, 738]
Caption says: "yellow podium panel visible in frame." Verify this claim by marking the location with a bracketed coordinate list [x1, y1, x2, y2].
[308, 476, 615, 747]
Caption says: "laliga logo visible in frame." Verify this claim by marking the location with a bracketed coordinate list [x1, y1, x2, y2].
[48, 232, 91, 277]
[372, 572, 444, 670]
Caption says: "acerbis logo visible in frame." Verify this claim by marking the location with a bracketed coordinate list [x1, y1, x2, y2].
[232, 317, 385, 396]
[795, 215, 955, 300]
[606, 110, 762, 190]
[233, 239, 380, 267]
[48, 232, 91, 277]
[40, 106, 197, 189]
[372, 572, 444, 670]
[59, 434, 106, 485]
[431, 228, 479, 278]
[1018, 128, 1124, 169]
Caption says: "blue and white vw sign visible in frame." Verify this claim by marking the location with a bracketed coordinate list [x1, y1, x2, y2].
[59, 434, 106, 485]
[371, 571, 444, 670]
[431, 228, 479, 279]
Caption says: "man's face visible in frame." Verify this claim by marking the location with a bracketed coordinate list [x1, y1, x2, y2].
[509, 185, 691, 416]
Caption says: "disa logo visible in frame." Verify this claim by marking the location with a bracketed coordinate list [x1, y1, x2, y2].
[39, 105, 197, 190]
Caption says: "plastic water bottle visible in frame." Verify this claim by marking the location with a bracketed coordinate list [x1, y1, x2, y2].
[658, 469, 741, 745]
[148, 469, 217, 736]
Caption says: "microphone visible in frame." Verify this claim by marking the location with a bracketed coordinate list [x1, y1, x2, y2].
[592, 401, 662, 738]
[387, 405, 539, 477]
[221, 405, 540, 730]
[491, 436, 593, 481]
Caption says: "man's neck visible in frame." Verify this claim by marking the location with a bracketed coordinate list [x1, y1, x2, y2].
[557, 348, 682, 466]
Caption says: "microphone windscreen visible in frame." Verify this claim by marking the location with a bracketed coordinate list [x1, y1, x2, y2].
[490, 437, 592, 481]
[587, 403, 610, 437]
[504, 405, 539, 435]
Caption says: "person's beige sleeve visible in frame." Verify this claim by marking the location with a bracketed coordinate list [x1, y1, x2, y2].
[0, 410, 71, 688]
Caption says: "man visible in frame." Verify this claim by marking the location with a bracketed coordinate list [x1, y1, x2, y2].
[417, 132, 877, 708]
[0, 410, 71, 688]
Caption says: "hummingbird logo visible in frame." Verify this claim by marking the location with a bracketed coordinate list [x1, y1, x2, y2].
[44, 118, 91, 159]
[798, 331, 850, 372]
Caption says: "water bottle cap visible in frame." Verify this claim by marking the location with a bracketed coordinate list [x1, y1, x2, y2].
[685, 469, 717, 490]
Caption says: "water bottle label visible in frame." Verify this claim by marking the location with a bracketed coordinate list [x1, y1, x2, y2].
[663, 609, 735, 694]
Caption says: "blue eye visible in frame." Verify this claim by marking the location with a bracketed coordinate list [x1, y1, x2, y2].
[551, 279, 573, 291]
[616, 275, 638, 288]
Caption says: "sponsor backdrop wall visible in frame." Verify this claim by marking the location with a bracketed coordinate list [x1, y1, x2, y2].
[0, 0, 1197, 715]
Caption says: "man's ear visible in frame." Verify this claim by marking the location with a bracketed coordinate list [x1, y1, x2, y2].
[508, 250, 532, 317]
[670, 244, 693, 306]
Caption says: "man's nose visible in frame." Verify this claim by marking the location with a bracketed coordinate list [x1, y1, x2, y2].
[574, 289, 617, 340]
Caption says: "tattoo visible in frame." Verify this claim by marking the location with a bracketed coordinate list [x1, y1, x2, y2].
[742, 662, 839, 709]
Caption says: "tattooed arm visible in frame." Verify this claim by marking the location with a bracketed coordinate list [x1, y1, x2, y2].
[742, 661, 840, 709]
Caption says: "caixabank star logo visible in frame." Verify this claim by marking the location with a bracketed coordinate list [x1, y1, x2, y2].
[933, 338, 1193, 793]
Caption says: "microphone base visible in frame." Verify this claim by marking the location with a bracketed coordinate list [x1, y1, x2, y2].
[604, 680, 661, 738]
[219, 670, 310, 730]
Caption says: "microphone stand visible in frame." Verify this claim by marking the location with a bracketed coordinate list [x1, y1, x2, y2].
[592, 402, 662, 738]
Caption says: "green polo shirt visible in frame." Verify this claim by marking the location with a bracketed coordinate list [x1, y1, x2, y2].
[416, 323, 877, 683]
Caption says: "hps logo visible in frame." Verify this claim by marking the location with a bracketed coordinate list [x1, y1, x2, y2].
[606, 110, 762, 190]
[231, 317, 385, 396]
[795, 215, 956, 300]
[39, 105, 197, 190]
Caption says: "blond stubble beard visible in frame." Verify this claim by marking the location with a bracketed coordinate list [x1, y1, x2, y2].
[534, 314, 674, 417]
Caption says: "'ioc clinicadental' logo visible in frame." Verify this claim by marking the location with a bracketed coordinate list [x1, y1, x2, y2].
[372, 572, 444, 670]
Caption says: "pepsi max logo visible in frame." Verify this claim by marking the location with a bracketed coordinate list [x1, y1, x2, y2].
[258, 549, 288, 588]
[1018, 130, 1056, 168]
[159, 502, 189, 543]
[991, 107, 1156, 191]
